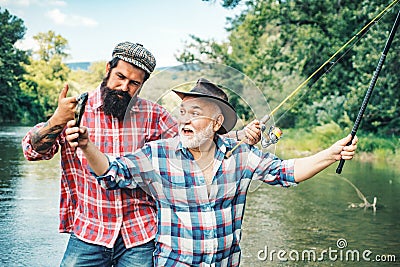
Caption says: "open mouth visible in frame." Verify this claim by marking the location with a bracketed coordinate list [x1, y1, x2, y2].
[181, 127, 194, 136]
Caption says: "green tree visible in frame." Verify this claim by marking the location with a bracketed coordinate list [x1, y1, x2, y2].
[202, 0, 241, 9]
[22, 31, 70, 119]
[183, 0, 399, 135]
[0, 8, 29, 123]
[269, 0, 399, 134]
[33, 30, 69, 61]
[346, 10, 400, 135]
[69, 61, 107, 94]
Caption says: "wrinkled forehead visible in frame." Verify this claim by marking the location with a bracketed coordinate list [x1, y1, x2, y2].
[180, 96, 218, 110]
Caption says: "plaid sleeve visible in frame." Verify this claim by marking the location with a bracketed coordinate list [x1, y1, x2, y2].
[21, 122, 61, 161]
[94, 143, 156, 190]
[94, 155, 139, 190]
[249, 147, 297, 187]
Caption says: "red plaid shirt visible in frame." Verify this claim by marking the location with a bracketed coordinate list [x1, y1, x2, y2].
[21, 87, 178, 248]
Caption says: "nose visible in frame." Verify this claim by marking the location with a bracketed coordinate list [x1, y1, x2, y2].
[179, 114, 190, 124]
[120, 80, 130, 91]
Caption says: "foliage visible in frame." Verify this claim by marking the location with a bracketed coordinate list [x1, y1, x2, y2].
[18, 79, 45, 124]
[0, 8, 30, 123]
[68, 61, 107, 94]
[202, 0, 242, 9]
[275, 126, 398, 167]
[182, 0, 400, 136]
[311, 121, 345, 145]
[298, 93, 352, 129]
[33, 30, 69, 61]
[358, 132, 397, 153]
[21, 30, 71, 119]
[276, 122, 346, 157]
[0, 9, 72, 125]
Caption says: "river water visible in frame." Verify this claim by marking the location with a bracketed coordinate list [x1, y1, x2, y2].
[0, 126, 399, 266]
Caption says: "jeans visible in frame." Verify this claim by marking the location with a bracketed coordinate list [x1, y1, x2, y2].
[60, 233, 154, 267]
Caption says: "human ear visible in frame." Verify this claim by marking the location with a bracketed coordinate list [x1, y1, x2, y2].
[105, 63, 111, 74]
[213, 114, 224, 132]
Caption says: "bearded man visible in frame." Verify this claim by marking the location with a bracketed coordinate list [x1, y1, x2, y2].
[22, 43, 261, 267]
[65, 78, 358, 266]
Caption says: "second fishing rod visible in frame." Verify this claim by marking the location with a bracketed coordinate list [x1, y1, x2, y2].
[225, 0, 399, 159]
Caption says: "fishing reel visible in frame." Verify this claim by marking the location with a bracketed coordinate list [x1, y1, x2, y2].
[260, 125, 282, 148]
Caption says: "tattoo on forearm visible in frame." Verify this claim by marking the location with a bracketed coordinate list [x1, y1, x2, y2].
[31, 121, 64, 153]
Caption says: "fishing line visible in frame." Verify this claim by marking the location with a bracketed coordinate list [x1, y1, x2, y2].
[275, 2, 399, 124]
[326, 173, 377, 212]
[274, 1, 399, 124]
[274, 16, 386, 124]
[225, 0, 399, 158]
[336, 7, 400, 174]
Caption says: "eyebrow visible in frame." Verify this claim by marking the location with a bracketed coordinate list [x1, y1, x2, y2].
[116, 71, 142, 85]
[116, 71, 126, 78]
[180, 103, 203, 110]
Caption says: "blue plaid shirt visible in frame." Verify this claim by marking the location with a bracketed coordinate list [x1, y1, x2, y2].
[96, 135, 297, 266]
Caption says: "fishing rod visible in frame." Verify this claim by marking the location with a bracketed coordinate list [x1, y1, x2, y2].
[225, 0, 399, 158]
[336, 8, 400, 174]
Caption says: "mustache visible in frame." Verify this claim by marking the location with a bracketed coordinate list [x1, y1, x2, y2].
[100, 81, 131, 99]
[179, 125, 195, 132]
[105, 88, 131, 98]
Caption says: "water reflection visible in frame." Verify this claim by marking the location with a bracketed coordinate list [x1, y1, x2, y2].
[241, 162, 400, 266]
[0, 126, 68, 266]
[0, 126, 398, 266]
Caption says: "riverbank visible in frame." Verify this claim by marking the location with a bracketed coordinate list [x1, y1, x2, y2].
[271, 124, 399, 168]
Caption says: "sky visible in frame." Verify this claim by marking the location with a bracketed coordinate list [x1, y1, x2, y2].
[1, 0, 243, 67]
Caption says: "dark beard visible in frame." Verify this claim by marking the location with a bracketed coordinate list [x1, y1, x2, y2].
[100, 80, 134, 121]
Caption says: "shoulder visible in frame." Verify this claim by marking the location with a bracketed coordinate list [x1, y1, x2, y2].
[136, 97, 168, 112]
[133, 98, 172, 117]
[85, 88, 101, 110]
[136, 98, 177, 128]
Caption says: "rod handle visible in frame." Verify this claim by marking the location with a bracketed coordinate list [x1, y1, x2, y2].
[260, 114, 271, 124]
[335, 136, 354, 174]
[335, 158, 346, 174]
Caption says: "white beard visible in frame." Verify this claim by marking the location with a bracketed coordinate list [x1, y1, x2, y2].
[179, 122, 215, 149]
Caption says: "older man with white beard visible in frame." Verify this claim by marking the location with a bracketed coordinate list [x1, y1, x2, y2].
[65, 78, 358, 266]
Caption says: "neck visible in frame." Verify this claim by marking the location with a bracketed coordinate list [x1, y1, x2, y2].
[188, 137, 216, 160]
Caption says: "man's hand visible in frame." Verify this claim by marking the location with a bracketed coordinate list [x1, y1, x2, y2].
[30, 84, 78, 153]
[50, 84, 78, 126]
[294, 134, 358, 183]
[330, 134, 358, 161]
[65, 120, 89, 149]
[238, 120, 262, 145]
[66, 120, 109, 175]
